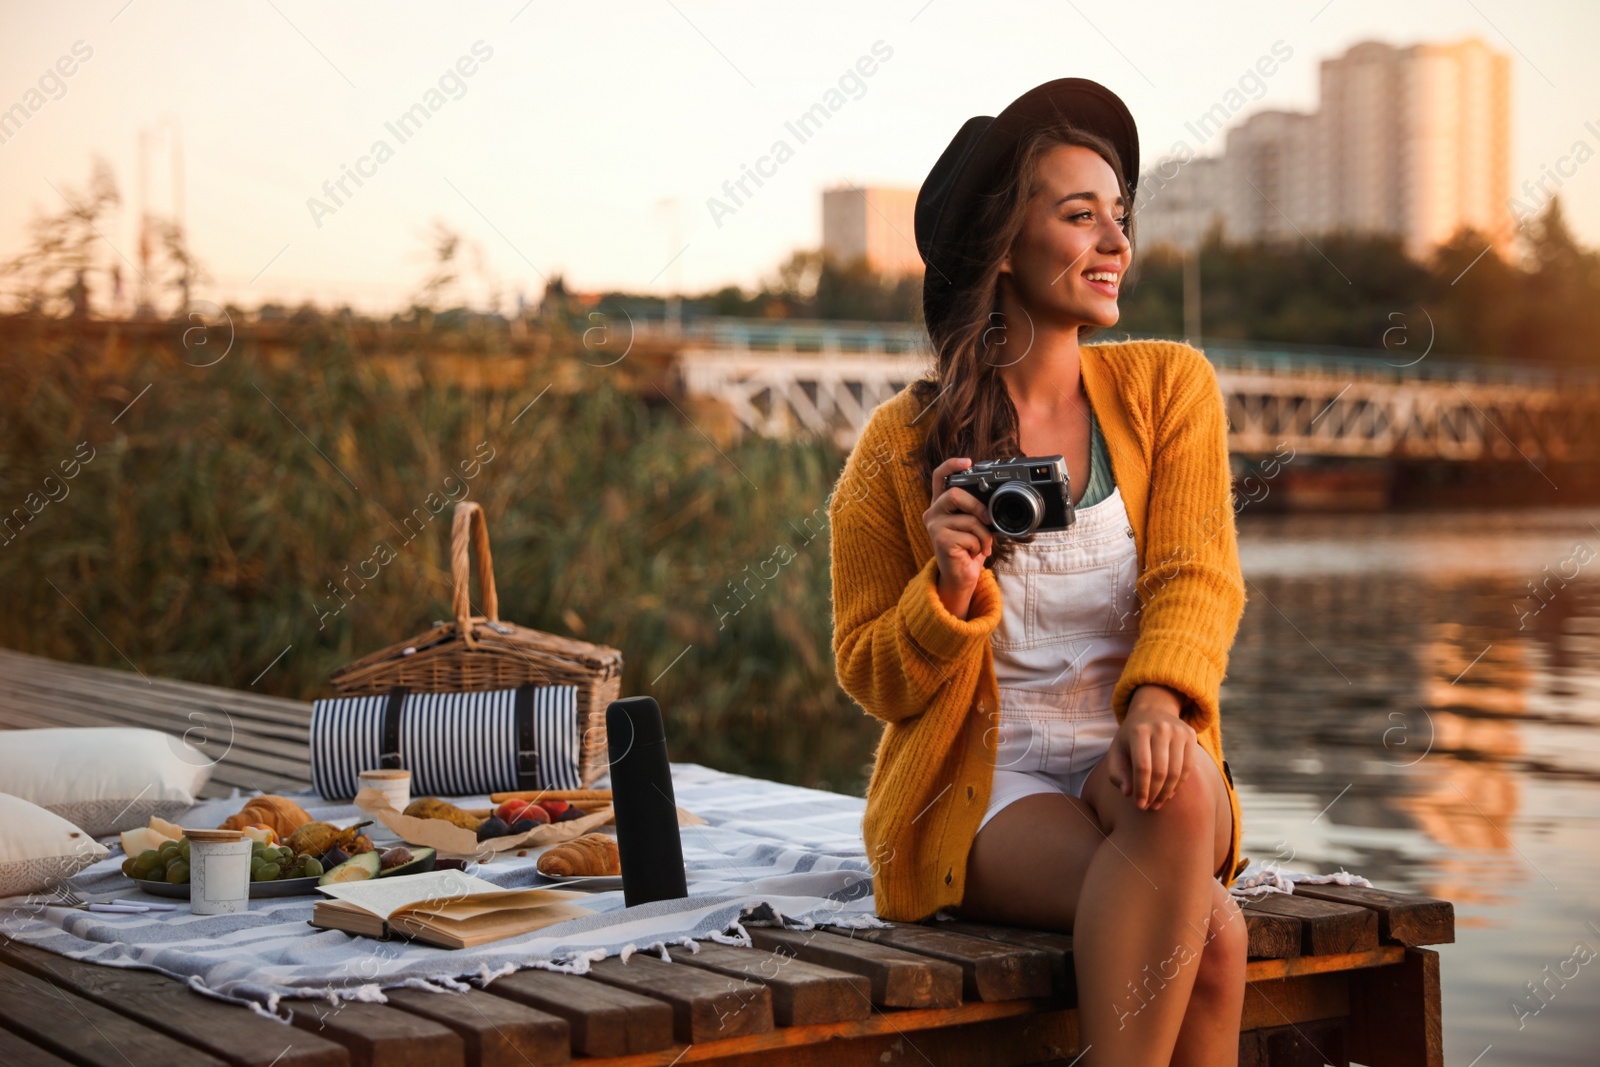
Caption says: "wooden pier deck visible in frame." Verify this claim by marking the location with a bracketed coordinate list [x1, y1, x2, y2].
[0, 647, 1449, 1066]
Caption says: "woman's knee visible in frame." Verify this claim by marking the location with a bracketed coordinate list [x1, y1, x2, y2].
[1133, 739, 1220, 835]
[1193, 886, 1248, 993]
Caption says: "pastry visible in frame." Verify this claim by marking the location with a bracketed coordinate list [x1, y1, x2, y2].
[536, 833, 621, 877]
[403, 797, 485, 831]
[218, 794, 314, 838]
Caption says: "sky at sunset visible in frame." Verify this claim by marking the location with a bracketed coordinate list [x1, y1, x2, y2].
[1, 0, 1596, 314]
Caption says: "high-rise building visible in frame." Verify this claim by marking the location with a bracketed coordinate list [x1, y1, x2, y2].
[821, 185, 923, 277]
[1137, 37, 1513, 262]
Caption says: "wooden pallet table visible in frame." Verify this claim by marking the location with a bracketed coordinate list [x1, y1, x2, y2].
[0, 649, 1451, 1065]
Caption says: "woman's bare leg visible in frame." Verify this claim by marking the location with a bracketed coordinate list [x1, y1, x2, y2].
[1169, 877, 1248, 1067]
[957, 789, 1107, 931]
[957, 739, 1237, 1065]
[1072, 736, 1234, 1065]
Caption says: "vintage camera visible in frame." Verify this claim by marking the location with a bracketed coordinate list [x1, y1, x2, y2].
[944, 455, 1075, 538]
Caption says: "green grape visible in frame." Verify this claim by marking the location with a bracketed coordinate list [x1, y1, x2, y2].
[178, 838, 192, 860]
[134, 850, 163, 876]
[166, 860, 190, 884]
[253, 862, 282, 882]
[121, 857, 139, 877]
[158, 840, 180, 858]
[299, 857, 323, 878]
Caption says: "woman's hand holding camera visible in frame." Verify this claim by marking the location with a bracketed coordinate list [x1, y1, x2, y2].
[1105, 684, 1195, 810]
[924, 457, 994, 620]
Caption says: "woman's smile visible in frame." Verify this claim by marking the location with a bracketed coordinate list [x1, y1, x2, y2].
[1080, 266, 1120, 298]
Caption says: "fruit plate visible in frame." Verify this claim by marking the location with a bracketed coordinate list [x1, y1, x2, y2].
[127, 874, 322, 900]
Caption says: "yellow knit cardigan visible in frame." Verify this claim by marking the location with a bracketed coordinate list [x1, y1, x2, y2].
[828, 339, 1248, 923]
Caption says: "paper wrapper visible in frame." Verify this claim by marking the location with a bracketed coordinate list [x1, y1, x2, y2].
[354, 789, 704, 861]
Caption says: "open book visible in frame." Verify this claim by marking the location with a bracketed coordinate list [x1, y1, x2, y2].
[310, 869, 594, 949]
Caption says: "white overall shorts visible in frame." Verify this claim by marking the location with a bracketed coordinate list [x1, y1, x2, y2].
[977, 481, 1141, 833]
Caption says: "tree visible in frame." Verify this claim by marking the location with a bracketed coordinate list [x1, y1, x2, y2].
[0, 157, 121, 315]
[1512, 197, 1600, 367]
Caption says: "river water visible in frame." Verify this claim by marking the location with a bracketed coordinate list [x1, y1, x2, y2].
[1227, 506, 1600, 1065]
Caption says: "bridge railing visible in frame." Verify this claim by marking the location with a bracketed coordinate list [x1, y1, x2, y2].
[647, 318, 1599, 388]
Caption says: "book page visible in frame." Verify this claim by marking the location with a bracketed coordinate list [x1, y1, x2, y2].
[316, 869, 510, 920]
[406, 888, 588, 922]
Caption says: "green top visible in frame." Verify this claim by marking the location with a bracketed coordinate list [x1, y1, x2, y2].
[1075, 403, 1116, 508]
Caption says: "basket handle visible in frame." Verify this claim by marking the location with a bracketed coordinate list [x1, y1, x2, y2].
[451, 500, 500, 631]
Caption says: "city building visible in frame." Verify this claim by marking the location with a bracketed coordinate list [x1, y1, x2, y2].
[1138, 37, 1513, 262]
[821, 185, 922, 277]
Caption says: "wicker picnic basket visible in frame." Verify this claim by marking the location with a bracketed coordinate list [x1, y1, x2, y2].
[326, 500, 622, 788]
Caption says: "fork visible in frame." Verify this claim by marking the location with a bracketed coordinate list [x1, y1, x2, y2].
[47, 884, 87, 908]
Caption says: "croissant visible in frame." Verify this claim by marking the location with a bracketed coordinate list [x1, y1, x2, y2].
[219, 794, 314, 838]
[537, 833, 621, 877]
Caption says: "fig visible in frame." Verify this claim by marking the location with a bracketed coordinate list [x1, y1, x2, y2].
[476, 816, 511, 841]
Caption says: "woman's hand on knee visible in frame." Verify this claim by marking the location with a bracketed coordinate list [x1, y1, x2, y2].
[1106, 687, 1197, 810]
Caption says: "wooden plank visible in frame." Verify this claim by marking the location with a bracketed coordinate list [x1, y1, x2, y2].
[925, 919, 1076, 1000]
[288, 1000, 464, 1067]
[1244, 945, 1404, 981]
[746, 926, 962, 1010]
[0, 941, 348, 1067]
[1243, 905, 1304, 959]
[1240, 893, 1378, 956]
[1289, 883, 1456, 946]
[521, 996, 1054, 1067]
[1241, 970, 1349, 1032]
[0, 688, 314, 760]
[0, 648, 316, 725]
[383, 988, 569, 1067]
[1237, 1028, 1265, 1067]
[672, 941, 872, 1026]
[0, 957, 228, 1067]
[1347, 946, 1444, 1067]
[821, 922, 1053, 1002]
[586, 953, 775, 1043]
[1258, 1017, 1349, 1067]
[0, 667, 316, 737]
[482, 967, 674, 1058]
[0, 1025, 75, 1066]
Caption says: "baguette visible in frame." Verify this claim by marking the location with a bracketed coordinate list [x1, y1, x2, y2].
[536, 833, 621, 877]
[490, 789, 612, 803]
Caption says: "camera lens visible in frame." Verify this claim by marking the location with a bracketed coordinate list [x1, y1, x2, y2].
[989, 483, 1042, 537]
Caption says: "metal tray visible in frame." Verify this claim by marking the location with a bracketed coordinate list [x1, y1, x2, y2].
[127, 874, 322, 899]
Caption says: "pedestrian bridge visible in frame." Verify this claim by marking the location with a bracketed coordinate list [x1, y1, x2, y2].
[657, 319, 1599, 463]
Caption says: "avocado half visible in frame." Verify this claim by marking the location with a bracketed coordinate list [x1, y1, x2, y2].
[317, 849, 382, 885]
[377, 847, 437, 878]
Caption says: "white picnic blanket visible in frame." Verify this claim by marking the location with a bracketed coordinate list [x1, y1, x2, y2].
[0, 763, 891, 1016]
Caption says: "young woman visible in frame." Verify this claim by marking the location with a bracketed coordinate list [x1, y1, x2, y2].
[828, 79, 1249, 1065]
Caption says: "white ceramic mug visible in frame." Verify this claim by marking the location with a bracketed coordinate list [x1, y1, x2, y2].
[358, 768, 412, 813]
[185, 829, 251, 915]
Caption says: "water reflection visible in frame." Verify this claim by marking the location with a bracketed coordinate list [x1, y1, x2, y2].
[1228, 507, 1600, 1065]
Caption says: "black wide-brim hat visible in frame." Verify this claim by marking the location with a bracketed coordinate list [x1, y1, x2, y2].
[914, 77, 1139, 338]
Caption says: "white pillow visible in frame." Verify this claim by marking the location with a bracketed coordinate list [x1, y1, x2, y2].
[0, 792, 109, 897]
[0, 728, 213, 836]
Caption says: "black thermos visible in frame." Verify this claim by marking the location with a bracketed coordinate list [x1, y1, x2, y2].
[605, 696, 688, 906]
